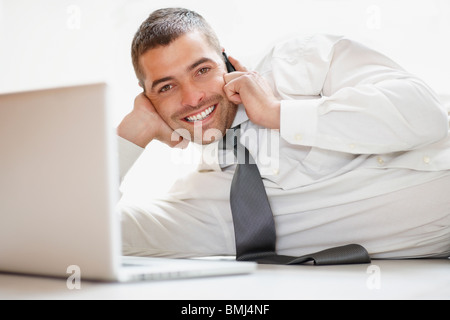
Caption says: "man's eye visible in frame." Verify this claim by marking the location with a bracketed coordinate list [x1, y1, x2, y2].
[160, 84, 173, 93]
[197, 67, 211, 75]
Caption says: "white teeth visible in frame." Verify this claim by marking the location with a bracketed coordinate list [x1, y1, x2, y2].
[185, 106, 215, 122]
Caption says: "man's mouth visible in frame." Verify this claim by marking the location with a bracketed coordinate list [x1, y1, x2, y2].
[184, 104, 217, 123]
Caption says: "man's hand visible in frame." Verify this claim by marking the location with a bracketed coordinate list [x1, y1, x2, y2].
[223, 56, 280, 129]
[117, 93, 188, 149]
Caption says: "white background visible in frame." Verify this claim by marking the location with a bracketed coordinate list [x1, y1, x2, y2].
[1, 0, 449, 200]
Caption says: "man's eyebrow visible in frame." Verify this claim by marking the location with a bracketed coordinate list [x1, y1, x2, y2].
[187, 57, 215, 71]
[150, 57, 215, 92]
[151, 76, 174, 92]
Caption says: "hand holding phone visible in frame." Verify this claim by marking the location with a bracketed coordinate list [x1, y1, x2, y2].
[222, 54, 281, 130]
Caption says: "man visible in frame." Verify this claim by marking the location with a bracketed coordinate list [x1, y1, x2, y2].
[117, 7, 450, 260]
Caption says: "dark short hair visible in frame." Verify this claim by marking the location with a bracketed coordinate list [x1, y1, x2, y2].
[131, 8, 221, 86]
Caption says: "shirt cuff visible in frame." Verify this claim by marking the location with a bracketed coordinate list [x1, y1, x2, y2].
[280, 99, 321, 146]
[118, 136, 144, 181]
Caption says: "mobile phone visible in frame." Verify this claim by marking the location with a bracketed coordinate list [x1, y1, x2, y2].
[223, 52, 236, 73]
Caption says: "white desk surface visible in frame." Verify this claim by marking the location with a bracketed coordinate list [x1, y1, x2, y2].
[0, 259, 449, 300]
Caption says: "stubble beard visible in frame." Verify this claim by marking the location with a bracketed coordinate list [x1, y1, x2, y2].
[173, 95, 238, 145]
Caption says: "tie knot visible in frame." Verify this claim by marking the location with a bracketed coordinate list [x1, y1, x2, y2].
[221, 125, 256, 166]
[221, 125, 240, 152]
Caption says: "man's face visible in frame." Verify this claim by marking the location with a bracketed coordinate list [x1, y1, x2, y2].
[140, 31, 238, 145]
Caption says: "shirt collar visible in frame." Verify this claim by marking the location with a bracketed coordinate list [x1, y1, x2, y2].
[195, 104, 249, 172]
[230, 104, 249, 128]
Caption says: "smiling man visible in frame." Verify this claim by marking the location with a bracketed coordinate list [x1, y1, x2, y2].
[119, 11, 279, 148]
[117, 7, 450, 260]
[135, 31, 237, 145]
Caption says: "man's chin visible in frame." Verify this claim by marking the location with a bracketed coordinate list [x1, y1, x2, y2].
[177, 124, 226, 146]
[190, 132, 225, 145]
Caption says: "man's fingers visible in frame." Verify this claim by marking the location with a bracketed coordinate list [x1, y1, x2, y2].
[223, 80, 243, 105]
[223, 71, 248, 84]
[227, 56, 248, 72]
[157, 124, 189, 149]
[134, 93, 190, 149]
[135, 92, 154, 108]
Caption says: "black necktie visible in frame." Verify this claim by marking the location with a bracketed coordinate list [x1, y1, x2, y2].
[226, 127, 371, 265]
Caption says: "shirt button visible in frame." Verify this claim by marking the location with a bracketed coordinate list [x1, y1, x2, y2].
[294, 134, 303, 142]
[377, 157, 385, 166]
[273, 169, 280, 175]
[349, 144, 355, 150]
[423, 156, 431, 164]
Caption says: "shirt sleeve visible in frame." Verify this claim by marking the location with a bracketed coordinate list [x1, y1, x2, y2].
[275, 34, 449, 154]
[118, 167, 236, 258]
[118, 135, 144, 182]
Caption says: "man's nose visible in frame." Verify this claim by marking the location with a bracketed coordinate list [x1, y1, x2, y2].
[180, 82, 205, 108]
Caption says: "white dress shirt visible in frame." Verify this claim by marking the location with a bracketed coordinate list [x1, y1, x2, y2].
[118, 34, 450, 259]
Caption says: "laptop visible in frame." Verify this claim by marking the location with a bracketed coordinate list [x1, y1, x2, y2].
[0, 83, 256, 282]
